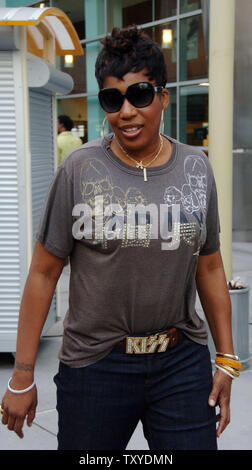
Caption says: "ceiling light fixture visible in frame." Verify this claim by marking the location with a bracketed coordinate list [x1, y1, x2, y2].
[64, 54, 74, 68]
[162, 29, 173, 49]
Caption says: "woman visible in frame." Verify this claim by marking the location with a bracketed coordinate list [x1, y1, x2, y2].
[1, 26, 241, 450]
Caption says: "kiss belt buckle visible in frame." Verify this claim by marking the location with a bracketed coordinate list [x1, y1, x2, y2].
[125, 329, 177, 354]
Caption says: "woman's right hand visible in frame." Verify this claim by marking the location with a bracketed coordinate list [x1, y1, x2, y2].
[1, 385, 38, 439]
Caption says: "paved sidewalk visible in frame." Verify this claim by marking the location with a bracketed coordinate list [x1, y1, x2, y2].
[0, 242, 251, 450]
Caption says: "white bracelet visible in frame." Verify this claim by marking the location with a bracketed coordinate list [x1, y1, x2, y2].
[8, 377, 35, 394]
[215, 365, 234, 380]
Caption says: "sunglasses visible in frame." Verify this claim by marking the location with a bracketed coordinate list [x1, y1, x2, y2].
[98, 81, 163, 113]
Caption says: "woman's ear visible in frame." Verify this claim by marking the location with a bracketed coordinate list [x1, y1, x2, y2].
[162, 88, 169, 110]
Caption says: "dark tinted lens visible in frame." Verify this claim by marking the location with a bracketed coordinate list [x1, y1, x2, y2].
[127, 82, 155, 108]
[98, 89, 123, 113]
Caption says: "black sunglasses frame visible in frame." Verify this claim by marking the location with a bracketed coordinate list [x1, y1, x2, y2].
[98, 81, 163, 113]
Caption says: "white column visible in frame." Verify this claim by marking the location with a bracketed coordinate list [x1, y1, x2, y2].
[208, 0, 235, 281]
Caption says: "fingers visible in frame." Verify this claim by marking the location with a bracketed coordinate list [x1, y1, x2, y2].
[215, 405, 231, 438]
[1, 387, 38, 439]
[208, 380, 220, 408]
[1, 402, 34, 439]
[1, 408, 25, 438]
[1, 408, 37, 438]
[208, 393, 217, 408]
[13, 417, 25, 439]
[27, 407, 36, 427]
[208, 369, 232, 438]
[1, 406, 9, 426]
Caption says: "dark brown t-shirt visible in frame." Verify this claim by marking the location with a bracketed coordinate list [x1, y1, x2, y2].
[36, 135, 220, 367]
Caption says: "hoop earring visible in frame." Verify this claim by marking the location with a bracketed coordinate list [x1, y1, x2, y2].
[102, 116, 108, 138]
[160, 109, 165, 135]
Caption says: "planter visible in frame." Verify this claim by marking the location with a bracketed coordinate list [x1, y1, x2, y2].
[207, 287, 250, 365]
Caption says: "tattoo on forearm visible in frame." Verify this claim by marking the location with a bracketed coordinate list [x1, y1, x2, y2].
[15, 362, 34, 372]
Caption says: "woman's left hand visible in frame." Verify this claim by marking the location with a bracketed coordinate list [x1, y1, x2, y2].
[208, 368, 232, 437]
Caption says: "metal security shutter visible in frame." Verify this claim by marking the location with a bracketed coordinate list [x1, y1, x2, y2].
[29, 90, 55, 245]
[29, 89, 57, 333]
[0, 51, 21, 349]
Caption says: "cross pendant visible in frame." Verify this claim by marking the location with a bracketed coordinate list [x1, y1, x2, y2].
[136, 161, 147, 181]
[136, 161, 144, 169]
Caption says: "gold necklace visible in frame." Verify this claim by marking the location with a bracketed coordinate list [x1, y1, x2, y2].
[115, 134, 163, 182]
[115, 136, 158, 166]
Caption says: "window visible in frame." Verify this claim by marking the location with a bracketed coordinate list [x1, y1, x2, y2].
[180, 0, 201, 14]
[179, 84, 208, 146]
[144, 22, 177, 83]
[180, 15, 208, 81]
[154, 0, 177, 20]
[58, 97, 87, 143]
[58, 46, 86, 95]
[107, 0, 153, 31]
[164, 87, 176, 139]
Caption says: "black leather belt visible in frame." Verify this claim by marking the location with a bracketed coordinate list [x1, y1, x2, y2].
[114, 327, 179, 354]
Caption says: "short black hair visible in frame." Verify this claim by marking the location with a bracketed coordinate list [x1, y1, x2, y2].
[95, 26, 167, 89]
[58, 115, 74, 131]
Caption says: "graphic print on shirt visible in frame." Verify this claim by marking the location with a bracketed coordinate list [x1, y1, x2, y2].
[163, 155, 207, 254]
[75, 156, 207, 252]
[78, 158, 149, 248]
[80, 158, 147, 212]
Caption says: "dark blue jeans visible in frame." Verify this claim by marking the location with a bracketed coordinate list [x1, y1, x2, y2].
[54, 333, 217, 450]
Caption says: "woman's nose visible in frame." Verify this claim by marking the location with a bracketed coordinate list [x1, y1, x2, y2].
[119, 98, 137, 119]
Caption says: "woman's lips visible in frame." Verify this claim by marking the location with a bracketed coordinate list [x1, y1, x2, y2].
[119, 125, 143, 139]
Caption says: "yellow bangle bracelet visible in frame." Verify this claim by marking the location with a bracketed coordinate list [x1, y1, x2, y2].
[215, 356, 242, 371]
[217, 364, 240, 378]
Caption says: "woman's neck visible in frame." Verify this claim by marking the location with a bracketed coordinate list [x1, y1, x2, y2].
[110, 134, 172, 168]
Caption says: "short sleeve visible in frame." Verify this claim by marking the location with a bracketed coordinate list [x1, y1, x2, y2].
[57, 137, 63, 165]
[36, 166, 74, 258]
[199, 176, 221, 256]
